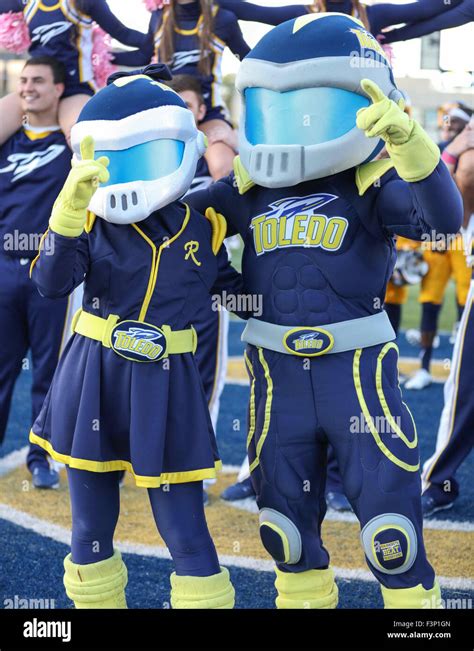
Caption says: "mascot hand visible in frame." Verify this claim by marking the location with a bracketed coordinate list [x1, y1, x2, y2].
[357, 79, 440, 183]
[356, 79, 412, 145]
[49, 136, 110, 237]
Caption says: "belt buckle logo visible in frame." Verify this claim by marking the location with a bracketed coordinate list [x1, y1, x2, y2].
[283, 327, 334, 357]
[110, 320, 167, 363]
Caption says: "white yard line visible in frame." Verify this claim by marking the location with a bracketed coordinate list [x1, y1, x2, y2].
[226, 497, 474, 532]
[0, 504, 473, 592]
[0, 446, 28, 476]
[225, 378, 251, 386]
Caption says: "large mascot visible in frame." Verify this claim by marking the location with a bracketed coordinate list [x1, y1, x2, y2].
[189, 14, 463, 608]
[29, 64, 240, 609]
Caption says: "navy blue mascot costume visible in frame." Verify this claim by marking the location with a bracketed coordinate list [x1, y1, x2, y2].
[189, 14, 463, 608]
[29, 65, 240, 609]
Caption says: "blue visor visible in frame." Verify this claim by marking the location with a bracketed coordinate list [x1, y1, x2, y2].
[245, 87, 370, 146]
[95, 139, 185, 186]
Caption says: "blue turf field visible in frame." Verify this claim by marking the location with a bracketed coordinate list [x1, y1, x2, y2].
[1, 519, 473, 610]
[1, 322, 472, 609]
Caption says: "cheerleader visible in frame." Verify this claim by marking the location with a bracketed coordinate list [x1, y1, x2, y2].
[116, 0, 250, 180]
[0, 0, 153, 143]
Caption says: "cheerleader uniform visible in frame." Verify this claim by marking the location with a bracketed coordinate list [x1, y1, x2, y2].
[114, 1, 250, 123]
[0, 0, 152, 96]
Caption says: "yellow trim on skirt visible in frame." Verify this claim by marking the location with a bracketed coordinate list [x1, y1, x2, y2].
[30, 432, 222, 488]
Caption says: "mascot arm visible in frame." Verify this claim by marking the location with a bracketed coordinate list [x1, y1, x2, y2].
[357, 80, 440, 183]
[375, 163, 463, 240]
[187, 176, 244, 238]
[211, 244, 250, 320]
[49, 136, 109, 238]
[30, 230, 90, 300]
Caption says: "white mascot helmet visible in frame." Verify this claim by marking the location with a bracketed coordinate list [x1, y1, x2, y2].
[71, 65, 207, 224]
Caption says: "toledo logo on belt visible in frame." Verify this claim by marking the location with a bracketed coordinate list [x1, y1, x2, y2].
[283, 327, 334, 357]
[110, 321, 166, 362]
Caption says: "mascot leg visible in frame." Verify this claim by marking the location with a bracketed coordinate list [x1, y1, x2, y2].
[65, 468, 125, 607]
[244, 346, 338, 609]
[170, 567, 235, 609]
[346, 344, 441, 608]
[63, 550, 128, 609]
[148, 481, 235, 608]
[275, 567, 338, 609]
[381, 582, 442, 609]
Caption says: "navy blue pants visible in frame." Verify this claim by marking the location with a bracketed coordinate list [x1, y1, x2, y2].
[67, 468, 220, 576]
[245, 342, 436, 590]
[422, 280, 474, 499]
[0, 255, 68, 469]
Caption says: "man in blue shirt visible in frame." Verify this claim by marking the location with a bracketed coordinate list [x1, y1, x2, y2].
[0, 56, 72, 488]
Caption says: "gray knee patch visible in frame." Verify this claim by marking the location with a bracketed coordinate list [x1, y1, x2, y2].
[361, 513, 417, 575]
[259, 508, 302, 565]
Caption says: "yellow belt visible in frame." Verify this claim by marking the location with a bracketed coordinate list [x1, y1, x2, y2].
[71, 309, 197, 357]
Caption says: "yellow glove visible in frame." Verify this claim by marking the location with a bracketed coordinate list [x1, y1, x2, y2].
[356, 79, 440, 183]
[49, 136, 109, 238]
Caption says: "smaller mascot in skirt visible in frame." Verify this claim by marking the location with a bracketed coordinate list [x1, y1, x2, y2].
[29, 64, 241, 609]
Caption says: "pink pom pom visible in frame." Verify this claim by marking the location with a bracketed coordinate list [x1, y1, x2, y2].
[143, 0, 166, 11]
[0, 12, 31, 54]
[91, 24, 117, 89]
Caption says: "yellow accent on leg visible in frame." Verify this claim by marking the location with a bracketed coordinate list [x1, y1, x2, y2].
[249, 347, 273, 473]
[275, 567, 338, 609]
[375, 343, 418, 449]
[381, 581, 442, 609]
[170, 567, 235, 609]
[63, 550, 128, 609]
[353, 348, 420, 472]
[244, 350, 256, 449]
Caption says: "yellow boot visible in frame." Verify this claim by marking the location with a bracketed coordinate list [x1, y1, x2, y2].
[63, 550, 128, 608]
[275, 567, 338, 609]
[170, 567, 235, 609]
[381, 581, 442, 608]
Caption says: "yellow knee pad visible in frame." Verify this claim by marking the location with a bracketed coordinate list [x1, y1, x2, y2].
[275, 567, 338, 609]
[381, 581, 442, 609]
[170, 567, 235, 609]
[63, 550, 128, 609]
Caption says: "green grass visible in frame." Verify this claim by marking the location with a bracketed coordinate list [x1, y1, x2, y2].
[401, 281, 458, 332]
